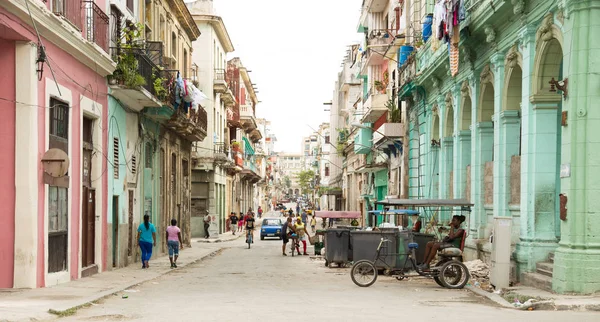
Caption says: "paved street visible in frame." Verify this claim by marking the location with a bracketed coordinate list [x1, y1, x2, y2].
[59, 212, 600, 322]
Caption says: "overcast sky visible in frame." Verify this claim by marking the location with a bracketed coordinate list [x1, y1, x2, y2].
[214, 0, 362, 153]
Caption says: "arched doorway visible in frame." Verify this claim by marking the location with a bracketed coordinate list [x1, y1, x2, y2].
[458, 81, 473, 201]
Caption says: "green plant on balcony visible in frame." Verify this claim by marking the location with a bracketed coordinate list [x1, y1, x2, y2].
[374, 80, 386, 93]
[231, 140, 241, 151]
[111, 23, 146, 88]
[152, 68, 167, 101]
[386, 95, 401, 123]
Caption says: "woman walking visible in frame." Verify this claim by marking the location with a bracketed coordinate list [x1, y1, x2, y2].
[137, 214, 156, 269]
[166, 219, 183, 268]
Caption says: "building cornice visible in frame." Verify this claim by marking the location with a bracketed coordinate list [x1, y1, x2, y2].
[168, 0, 201, 41]
[2, 0, 116, 76]
[240, 67, 258, 104]
[193, 15, 234, 52]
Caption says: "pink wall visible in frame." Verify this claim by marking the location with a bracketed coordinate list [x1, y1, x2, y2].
[0, 39, 16, 288]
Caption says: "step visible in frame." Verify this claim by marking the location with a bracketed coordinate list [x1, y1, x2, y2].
[548, 252, 554, 263]
[536, 261, 554, 277]
[522, 272, 553, 292]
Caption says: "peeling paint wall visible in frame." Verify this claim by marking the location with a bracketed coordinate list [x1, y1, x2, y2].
[510, 155, 521, 205]
[484, 161, 494, 205]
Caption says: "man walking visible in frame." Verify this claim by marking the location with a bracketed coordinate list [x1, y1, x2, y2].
[281, 216, 294, 256]
[203, 210, 211, 239]
[229, 212, 238, 235]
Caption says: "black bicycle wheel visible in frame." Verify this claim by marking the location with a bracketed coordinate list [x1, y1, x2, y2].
[439, 261, 469, 289]
[350, 260, 378, 287]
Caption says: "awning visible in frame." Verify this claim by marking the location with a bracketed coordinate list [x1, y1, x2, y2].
[315, 211, 361, 219]
[242, 137, 254, 155]
[368, 209, 420, 215]
[375, 198, 474, 207]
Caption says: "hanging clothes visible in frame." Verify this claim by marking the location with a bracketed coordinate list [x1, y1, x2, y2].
[458, 0, 467, 22]
[434, 0, 446, 40]
[449, 25, 460, 77]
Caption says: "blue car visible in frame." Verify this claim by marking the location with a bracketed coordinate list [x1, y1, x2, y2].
[260, 218, 283, 240]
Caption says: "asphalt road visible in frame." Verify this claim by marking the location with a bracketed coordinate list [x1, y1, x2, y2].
[61, 211, 600, 322]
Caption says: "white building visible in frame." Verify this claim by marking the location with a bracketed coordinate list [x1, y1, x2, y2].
[187, 0, 235, 237]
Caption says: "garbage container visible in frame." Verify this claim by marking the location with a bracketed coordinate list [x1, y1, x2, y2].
[413, 233, 436, 264]
[324, 229, 351, 267]
[351, 230, 398, 270]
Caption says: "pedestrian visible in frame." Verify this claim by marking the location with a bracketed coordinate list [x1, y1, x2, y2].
[328, 210, 334, 228]
[237, 212, 244, 232]
[137, 214, 156, 269]
[310, 215, 317, 233]
[294, 216, 310, 255]
[245, 212, 256, 244]
[257, 206, 263, 219]
[229, 212, 238, 235]
[288, 208, 293, 217]
[296, 203, 300, 215]
[281, 216, 294, 256]
[301, 210, 308, 226]
[203, 210, 211, 239]
[322, 218, 327, 229]
[166, 219, 183, 268]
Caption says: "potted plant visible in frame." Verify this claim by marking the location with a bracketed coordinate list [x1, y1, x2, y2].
[231, 140, 241, 151]
[152, 68, 167, 101]
[386, 95, 401, 123]
[374, 80, 386, 93]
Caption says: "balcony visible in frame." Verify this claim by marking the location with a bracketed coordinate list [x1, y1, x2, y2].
[354, 125, 372, 155]
[240, 105, 257, 133]
[227, 105, 241, 128]
[358, 0, 389, 30]
[83, 1, 109, 53]
[249, 128, 262, 143]
[373, 123, 404, 151]
[220, 88, 236, 107]
[109, 47, 167, 111]
[361, 87, 389, 123]
[213, 69, 228, 93]
[162, 107, 208, 142]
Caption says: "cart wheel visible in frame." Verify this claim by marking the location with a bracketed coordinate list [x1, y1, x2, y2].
[395, 276, 405, 281]
[439, 261, 470, 289]
[433, 276, 444, 287]
[350, 260, 378, 287]
[324, 260, 329, 267]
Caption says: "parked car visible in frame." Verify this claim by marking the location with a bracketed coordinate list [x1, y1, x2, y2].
[260, 218, 284, 240]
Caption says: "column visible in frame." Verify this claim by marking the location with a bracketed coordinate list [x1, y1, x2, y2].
[454, 130, 472, 199]
[428, 145, 440, 199]
[471, 122, 494, 238]
[491, 52, 508, 218]
[13, 42, 39, 288]
[515, 25, 559, 274]
[553, 0, 600, 293]
[494, 111, 521, 217]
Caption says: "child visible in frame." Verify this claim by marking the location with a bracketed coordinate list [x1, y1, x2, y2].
[165, 219, 183, 268]
[310, 215, 317, 232]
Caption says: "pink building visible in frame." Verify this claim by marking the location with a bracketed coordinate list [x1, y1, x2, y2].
[0, 0, 115, 288]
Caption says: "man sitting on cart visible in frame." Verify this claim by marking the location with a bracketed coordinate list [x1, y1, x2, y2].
[418, 215, 466, 269]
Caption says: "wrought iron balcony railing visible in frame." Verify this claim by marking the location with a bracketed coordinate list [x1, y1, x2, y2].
[83, 1, 109, 53]
[53, 0, 83, 30]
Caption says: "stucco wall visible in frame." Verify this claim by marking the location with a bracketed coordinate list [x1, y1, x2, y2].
[0, 39, 16, 288]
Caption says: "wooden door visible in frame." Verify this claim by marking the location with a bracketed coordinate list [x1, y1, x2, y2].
[81, 187, 96, 267]
[128, 190, 134, 257]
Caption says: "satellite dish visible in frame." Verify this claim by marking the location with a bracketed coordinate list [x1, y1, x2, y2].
[41, 148, 70, 177]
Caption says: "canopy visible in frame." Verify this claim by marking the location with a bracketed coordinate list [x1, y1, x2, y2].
[375, 198, 474, 207]
[368, 209, 420, 215]
[315, 211, 361, 219]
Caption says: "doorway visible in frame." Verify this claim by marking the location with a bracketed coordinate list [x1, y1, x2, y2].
[81, 117, 96, 276]
[112, 196, 118, 268]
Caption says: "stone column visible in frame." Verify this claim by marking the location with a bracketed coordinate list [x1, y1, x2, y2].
[454, 130, 472, 199]
[13, 42, 39, 288]
[493, 111, 521, 218]
[553, 0, 600, 294]
[515, 25, 559, 274]
[440, 137, 454, 222]
[471, 122, 494, 239]
[428, 145, 440, 199]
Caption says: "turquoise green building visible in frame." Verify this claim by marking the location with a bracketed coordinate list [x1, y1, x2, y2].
[398, 0, 600, 293]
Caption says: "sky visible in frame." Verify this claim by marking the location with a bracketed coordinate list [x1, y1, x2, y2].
[213, 0, 363, 153]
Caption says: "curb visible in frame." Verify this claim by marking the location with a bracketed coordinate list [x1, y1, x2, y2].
[196, 233, 243, 243]
[466, 286, 600, 311]
[47, 248, 225, 317]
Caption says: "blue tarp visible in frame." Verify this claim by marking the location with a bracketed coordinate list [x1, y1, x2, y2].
[368, 209, 420, 216]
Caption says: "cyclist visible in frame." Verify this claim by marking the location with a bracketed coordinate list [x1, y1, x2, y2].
[245, 212, 256, 244]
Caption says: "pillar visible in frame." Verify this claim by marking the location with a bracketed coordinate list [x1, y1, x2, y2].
[454, 130, 471, 199]
[471, 122, 494, 239]
[515, 25, 559, 274]
[553, 0, 600, 294]
[493, 111, 520, 217]
[13, 42, 39, 288]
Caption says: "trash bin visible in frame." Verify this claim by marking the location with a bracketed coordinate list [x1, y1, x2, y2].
[413, 233, 436, 264]
[351, 231, 398, 270]
[324, 229, 352, 267]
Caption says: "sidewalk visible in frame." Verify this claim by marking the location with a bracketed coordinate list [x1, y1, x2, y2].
[467, 285, 600, 311]
[0, 240, 224, 322]
[197, 221, 263, 243]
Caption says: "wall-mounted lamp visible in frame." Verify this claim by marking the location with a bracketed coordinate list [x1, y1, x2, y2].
[549, 77, 568, 99]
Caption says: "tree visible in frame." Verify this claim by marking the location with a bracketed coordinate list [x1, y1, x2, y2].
[297, 170, 315, 194]
[283, 176, 292, 189]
